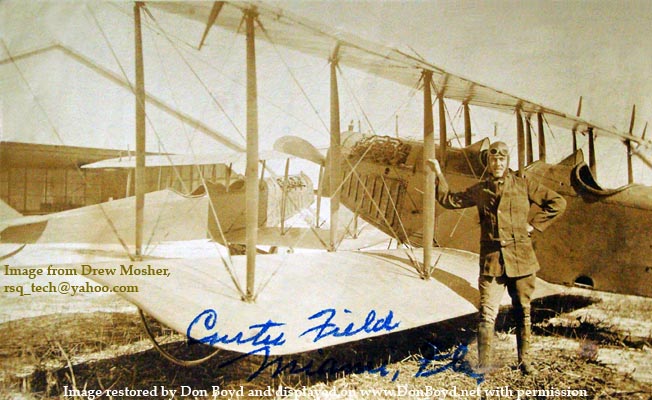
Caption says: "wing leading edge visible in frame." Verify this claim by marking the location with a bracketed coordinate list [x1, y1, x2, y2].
[149, 1, 651, 149]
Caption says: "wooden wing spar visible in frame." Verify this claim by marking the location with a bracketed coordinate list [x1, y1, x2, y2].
[150, 1, 651, 149]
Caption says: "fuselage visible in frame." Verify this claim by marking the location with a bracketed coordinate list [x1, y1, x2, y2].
[335, 132, 652, 297]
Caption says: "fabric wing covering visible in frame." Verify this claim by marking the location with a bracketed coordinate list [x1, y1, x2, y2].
[151, 1, 650, 148]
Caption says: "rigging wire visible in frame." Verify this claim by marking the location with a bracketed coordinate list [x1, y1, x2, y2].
[340, 159, 421, 273]
[255, 15, 330, 136]
[428, 80, 483, 180]
[137, 5, 328, 148]
[110, 2, 328, 140]
[338, 65, 379, 136]
[142, 7, 246, 144]
[141, 5, 247, 296]
[90, 4, 246, 297]
[86, 3, 201, 258]
[86, 4, 190, 194]
[0, 38, 135, 260]
[377, 78, 421, 136]
[145, 23, 242, 268]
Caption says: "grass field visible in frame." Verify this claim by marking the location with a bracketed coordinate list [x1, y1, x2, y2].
[1, 286, 651, 399]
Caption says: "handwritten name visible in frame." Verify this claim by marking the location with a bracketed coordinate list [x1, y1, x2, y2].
[219, 347, 399, 382]
[186, 309, 286, 349]
[415, 343, 485, 384]
[187, 307, 399, 351]
[300, 308, 400, 343]
[217, 342, 481, 383]
[185, 308, 488, 383]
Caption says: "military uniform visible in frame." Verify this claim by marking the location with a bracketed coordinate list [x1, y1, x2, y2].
[436, 169, 566, 373]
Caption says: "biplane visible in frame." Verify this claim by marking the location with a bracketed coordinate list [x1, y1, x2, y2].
[1, 0, 651, 362]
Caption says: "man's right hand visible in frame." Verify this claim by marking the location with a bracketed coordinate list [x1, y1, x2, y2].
[426, 158, 443, 176]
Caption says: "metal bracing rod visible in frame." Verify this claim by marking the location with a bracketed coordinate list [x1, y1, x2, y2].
[537, 112, 546, 162]
[572, 96, 583, 153]
[422, 70, 435, 278]
[244, 9, 259, 302]
[516, 106, 525, 177]
[198, 2, 225, 50]
[134, 2, 146, 259]
[463, 102, 472, 147]
[329, 45, 342, 251]
[627, 105, 636, 184]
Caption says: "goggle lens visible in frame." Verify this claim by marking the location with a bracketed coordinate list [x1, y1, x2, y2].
[489, 148, 509, 156]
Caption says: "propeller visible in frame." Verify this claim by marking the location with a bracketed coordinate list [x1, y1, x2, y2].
[273, 136, 326, 166]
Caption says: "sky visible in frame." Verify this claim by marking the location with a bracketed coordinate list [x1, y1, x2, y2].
[280, 0, 652, 186]
[1, 0, 651, 186]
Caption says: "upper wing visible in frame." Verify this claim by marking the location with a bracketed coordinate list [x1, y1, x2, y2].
[150, 1, 650, 149]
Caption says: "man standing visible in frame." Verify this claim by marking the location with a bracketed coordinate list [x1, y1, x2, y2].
[428, 141, 566, 375]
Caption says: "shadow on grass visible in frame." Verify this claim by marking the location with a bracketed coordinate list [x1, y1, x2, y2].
[17, 293, 603, 397]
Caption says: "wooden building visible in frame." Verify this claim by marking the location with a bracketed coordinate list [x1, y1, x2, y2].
[0, 142, 222, 215]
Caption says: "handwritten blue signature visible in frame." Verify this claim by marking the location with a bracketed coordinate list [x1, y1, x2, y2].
[218, 346, 400, 381]
[215, 341, 482, 383]
[186, 308, 483, 383]
[300, 308, 400, 342]
[186, 309, 287, 348]
[187, 307, 399, 349]
[415, 343, 485, 384]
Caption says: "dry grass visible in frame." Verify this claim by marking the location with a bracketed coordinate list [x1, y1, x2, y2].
[1, 288, 651, 399]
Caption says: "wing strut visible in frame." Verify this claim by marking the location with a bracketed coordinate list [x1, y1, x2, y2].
[525, 115, 534, 164]
[315, 165, 324, 227]
[463, 102, 472, 147]
[422, 70, 435, 278]
[329, 44, 342, 251]
[436, 81, 448, 168]
[244, 8, 259, 302]
[588, 127, 597, 178]
[280, 158, 290, 234]
[537, 112, 546, 162]
[516, 106, 525, 177]
[134, 2, 146, 259]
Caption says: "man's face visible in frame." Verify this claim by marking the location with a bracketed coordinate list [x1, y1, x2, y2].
[488, 155, 507, 178]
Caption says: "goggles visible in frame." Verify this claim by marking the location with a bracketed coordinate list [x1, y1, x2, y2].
[488, 147, 509, 157]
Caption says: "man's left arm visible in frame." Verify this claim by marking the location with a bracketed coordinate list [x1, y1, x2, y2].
[526, 177, 567, 233]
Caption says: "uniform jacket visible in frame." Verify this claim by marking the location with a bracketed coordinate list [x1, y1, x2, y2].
[436, 170, 566, 277]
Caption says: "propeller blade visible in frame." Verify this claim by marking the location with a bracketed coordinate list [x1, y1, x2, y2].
[273, 136, 326, 166]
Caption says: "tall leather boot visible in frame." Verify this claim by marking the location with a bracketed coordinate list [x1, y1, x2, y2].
[477, 323, 493, 372]
[516, 323, 536, 375]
